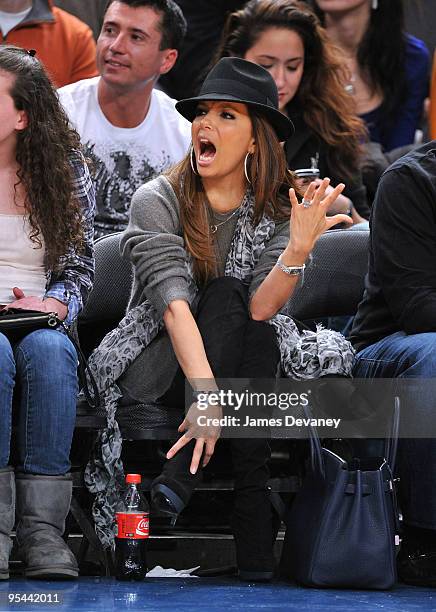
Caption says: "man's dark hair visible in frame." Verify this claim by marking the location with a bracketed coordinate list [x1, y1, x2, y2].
[104, 0, 187, 50]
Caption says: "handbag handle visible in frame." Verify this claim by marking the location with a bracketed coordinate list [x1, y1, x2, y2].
[384, 396, 400, 473]
[305, 395, 400, 477]
[303, 403, 326, 478]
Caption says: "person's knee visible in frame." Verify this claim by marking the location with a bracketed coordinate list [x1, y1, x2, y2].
[397, 333, 436, 377]
[246, 320, 279, 358]
[354, 332, 436, 378]
[16, 330, 77, 371]
[197, 277, 249, 321]
[0, 333, 15, 373]
[247, 319, 276, 341]
[203, 276, 247, 299]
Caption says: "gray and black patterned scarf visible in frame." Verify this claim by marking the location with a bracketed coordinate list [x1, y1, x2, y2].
[85, 190, 354, 548]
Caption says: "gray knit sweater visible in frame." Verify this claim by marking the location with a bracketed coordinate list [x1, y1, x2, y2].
[118, 175, 289, 404]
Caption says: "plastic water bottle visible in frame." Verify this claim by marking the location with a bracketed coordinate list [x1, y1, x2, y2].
[115, 474, 149, 580]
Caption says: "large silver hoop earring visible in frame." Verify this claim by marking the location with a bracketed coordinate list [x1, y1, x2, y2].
[190, 146, 199, 176]
[244, 152, 252, 184]
[372, 0, 378, 9]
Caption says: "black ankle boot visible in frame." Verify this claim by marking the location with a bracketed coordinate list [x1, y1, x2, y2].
[151, 440, 202, 522]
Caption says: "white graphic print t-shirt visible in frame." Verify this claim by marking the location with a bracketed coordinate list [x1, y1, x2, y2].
[58, 77, 191, 237]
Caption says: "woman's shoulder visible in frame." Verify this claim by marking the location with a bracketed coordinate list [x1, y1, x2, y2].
[66, 148, 94, 199]
[130, 174, 182, 228]
[131, 175, 180, 216]
[404, 33, 430, 66]
[67, 147, 87, 167]
[133, 174, 178, 203]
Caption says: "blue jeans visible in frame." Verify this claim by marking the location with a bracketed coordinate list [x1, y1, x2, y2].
[353, 331, 436, 529]
[0, 330, 78, 475]
[348, 221, 370, 231]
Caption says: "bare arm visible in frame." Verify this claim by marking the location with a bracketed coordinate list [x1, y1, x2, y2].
[163, 300, 215, 382]
[121, 178, 221, 473]
[250, 179, 352, 321]
[163, 300, 221, 474]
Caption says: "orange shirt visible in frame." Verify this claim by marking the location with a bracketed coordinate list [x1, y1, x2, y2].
[2, 1, 98, 88]
[430, 51, 436, 140]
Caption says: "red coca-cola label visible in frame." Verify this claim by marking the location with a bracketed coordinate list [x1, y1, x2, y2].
[116, 512, 149, 539]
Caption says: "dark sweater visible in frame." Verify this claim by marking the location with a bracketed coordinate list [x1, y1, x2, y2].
[350, 141, 436, 352]
[285, 111, 370, 219]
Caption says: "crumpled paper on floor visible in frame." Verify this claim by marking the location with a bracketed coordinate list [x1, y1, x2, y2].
[146, 565, 200, 578]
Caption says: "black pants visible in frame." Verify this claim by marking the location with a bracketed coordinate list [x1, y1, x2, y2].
[160, 277, 281, 569]
[159, 276, 280, 405]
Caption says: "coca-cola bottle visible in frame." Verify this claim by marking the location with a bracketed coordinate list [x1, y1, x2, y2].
[115, 473, 149, 580]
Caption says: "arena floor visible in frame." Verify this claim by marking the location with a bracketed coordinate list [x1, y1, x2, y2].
[0, 577, 434, 612]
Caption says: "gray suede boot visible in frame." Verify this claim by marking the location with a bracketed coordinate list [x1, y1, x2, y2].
[0, 467, 15, 580]
[15, 473, 78, 579]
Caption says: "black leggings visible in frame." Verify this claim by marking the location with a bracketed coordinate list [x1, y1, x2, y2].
[159, 276, 280, 406]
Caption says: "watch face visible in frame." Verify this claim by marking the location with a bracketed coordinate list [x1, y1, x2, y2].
[277, 258, 304, 276]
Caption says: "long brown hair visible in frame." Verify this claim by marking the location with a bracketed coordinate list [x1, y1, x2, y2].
[0, 45, 85, 270]
[167, 111, 298, 285]
[310, 0, 408, 126]
[215, 0, 367, 182]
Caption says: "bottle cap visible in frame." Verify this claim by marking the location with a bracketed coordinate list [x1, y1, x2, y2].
[126, 473, 141, 484]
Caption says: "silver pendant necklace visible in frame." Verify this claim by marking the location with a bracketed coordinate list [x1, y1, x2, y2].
[210, 206, 241, 234]
[345, 72, 356, 96]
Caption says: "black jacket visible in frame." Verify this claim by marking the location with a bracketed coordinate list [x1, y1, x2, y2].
[285, 111, 370, 219]
[350, 141, 436, 352]
[159, 1, 247, 100]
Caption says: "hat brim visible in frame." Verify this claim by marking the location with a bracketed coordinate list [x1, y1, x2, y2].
[176, 93, 294, 142]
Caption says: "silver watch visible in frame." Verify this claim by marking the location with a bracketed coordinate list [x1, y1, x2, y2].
[276, 255, 306, 276]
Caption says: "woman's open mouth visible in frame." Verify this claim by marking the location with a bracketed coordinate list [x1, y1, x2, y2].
[197, 139, 217, 166]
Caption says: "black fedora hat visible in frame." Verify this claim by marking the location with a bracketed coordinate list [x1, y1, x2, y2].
[176, 57, 294, 141]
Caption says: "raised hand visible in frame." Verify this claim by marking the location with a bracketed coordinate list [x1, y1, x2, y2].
[288, 178, 353, 256]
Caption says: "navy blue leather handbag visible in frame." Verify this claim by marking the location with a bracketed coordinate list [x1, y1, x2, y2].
[280, 398, 400, 590]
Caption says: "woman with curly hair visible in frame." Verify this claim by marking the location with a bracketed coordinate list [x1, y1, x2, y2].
[0, 45, 95, 580]
[311, 0, 430, 152]
[215, 0, 370, 220]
